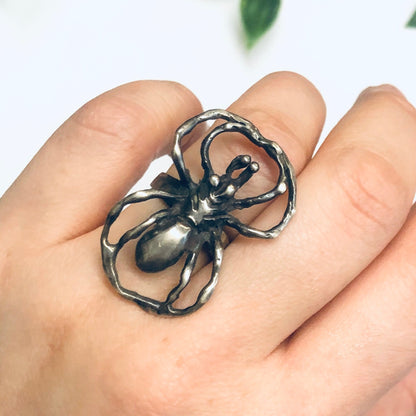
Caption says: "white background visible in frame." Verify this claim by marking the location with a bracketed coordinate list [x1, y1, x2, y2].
[1, 0, 415, 196]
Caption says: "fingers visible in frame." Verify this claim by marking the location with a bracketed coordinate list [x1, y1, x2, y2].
[202, 85, 416, 355]
[0, 81, 202, 245]
[271, 205, 416, 415]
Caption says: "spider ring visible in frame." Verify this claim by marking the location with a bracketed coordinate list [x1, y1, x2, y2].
[101, 109, 296, 316]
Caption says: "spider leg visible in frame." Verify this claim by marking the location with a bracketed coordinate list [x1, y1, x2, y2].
[224, 214, 290, 239]
[192, 233, 223, 309]
[232, 181, 284, 208]
[116, 209, 169, 247]
[101, 209, 170, 295]
[163, 244, 202, 308]
[166, 232, 223, 316]
[200, 122, 232, 177]
[102, 188, 181, 238]
[101, 188, 181, 314]
[172, 109, 244, 185]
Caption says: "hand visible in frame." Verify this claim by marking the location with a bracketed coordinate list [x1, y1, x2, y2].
[1, 73, 416, 416]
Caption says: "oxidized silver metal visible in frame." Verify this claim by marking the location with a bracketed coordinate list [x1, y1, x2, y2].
[101, 109, 296, 316]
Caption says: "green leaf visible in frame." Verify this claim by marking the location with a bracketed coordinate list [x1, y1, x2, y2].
[407, 9, 416, 28]
[240, 0, 281, 49]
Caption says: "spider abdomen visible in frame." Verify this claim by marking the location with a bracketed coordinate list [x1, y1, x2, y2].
[135, 219, 192, 273]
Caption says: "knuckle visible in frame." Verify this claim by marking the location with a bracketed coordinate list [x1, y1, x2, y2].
[261, 71, 325, 111]
[66, 80, 201, 158]
[101, 347, 194, 416]
[39, 310, 76, 357]
[333, 147, 410, 234]
[0, 247, 10, 288]
[100, 334, 234, 416]
[69, 92, 152, 153]
[244, 107, 309, 168]
[391, 213, 416, 297]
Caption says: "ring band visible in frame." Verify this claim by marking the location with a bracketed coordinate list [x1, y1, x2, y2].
[101, 109, 296, 316]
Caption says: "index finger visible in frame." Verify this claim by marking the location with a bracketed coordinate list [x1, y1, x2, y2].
[0, 81, 202, 246]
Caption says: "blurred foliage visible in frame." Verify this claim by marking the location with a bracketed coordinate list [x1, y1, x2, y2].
[239, 2, 415, 50]
[240, 0, 281, 48]
[407, 9, 416, 28]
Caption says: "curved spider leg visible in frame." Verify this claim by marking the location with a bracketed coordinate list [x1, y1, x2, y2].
[162, 243, 202, 311]
[167, 232, 223, 316]
[116, 209, 169, 248]
[223, 214, 291, 239]
[101, 188, 182, 314]
[172, 109, 252, 185]
[173, 109, 243, 175]
[189, 233, 223, 312]
[102, 209, 171, 312]
[102, 188, 181, 239]
[200, 122, 240, 178]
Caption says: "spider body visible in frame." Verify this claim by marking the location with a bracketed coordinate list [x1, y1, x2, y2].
[101, 109, 296, 316]
[135, 154, 258, 273]
[135, 217, 194, 273]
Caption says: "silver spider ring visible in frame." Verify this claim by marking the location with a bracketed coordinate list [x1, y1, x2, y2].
[101, 109, 296, 316]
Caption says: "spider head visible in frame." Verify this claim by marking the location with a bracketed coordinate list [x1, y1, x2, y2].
[207, 154, 259, 203]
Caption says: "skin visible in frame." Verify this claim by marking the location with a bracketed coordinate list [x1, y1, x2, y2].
[1, 72, 416, 415]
